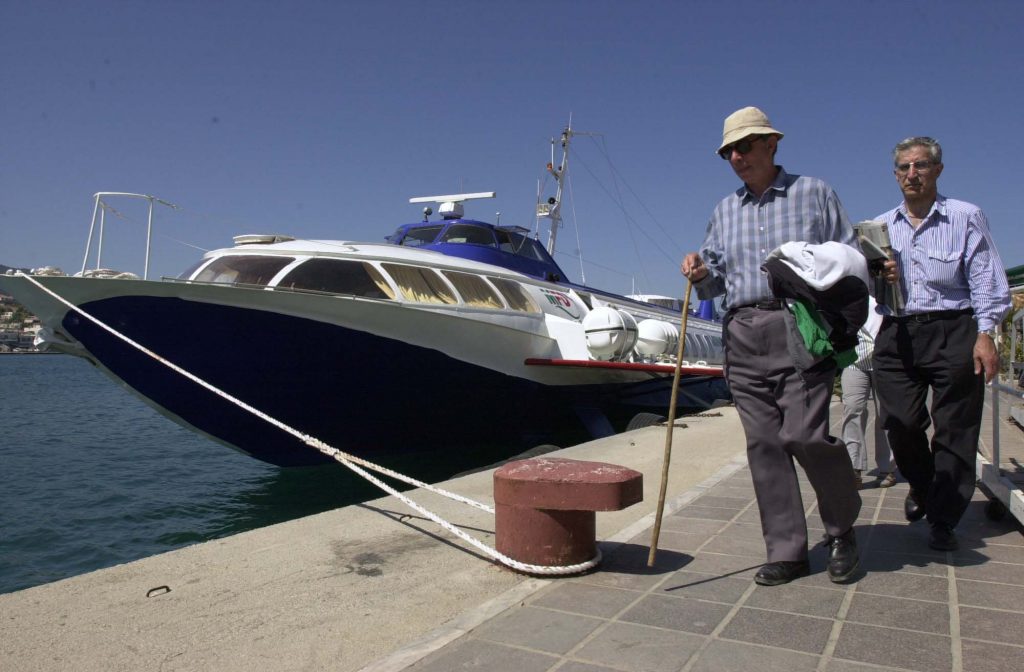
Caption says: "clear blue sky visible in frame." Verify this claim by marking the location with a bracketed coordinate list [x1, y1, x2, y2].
[3, 0, 1021, 299]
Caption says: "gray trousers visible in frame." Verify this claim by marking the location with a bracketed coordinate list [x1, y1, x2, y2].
[840, 366, 893, 473]
[724, 307, 862, 563]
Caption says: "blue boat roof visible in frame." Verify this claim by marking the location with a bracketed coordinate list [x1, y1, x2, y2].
[386, 218, 569, 282]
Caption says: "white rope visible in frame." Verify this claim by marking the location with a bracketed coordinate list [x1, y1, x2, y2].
[18, 273, 600, 575]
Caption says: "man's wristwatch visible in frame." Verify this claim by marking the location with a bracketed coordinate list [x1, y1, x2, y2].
[979, 329, 997, 339]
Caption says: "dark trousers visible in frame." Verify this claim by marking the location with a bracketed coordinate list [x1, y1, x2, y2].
[724, 308, 861, 562]
[873, 312, 983, 528]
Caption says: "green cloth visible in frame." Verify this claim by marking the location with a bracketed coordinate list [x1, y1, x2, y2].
[786, 299, 857, 369]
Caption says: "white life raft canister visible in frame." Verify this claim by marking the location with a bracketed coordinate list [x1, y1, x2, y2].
[635, 318, 679, 357]
[582, 307, 639, 361]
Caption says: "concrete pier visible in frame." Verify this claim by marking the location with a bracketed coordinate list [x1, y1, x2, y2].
[1, 409, 744, 672]
[3, 400, 1022, 672]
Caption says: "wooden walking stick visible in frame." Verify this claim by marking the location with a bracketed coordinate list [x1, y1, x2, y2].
[647, 278, 693, 566]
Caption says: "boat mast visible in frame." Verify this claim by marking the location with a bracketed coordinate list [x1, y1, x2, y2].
[538, 126, 572, 256]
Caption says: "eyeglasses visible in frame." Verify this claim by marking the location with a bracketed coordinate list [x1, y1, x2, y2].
[895, 160, 935, 174]
[718, 135, 763, 160]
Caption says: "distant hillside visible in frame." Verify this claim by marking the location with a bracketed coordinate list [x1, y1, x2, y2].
[0, 264, 30, 299]
[1, 263, 30, 275]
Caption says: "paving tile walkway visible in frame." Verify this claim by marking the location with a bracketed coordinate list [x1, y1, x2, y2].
[402, 398, 1024, 672]
[406, 472, 1023, 672]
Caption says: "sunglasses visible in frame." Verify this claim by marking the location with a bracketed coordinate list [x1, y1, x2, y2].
[895, 160, 935, 175]
[718, 135, 764, 160]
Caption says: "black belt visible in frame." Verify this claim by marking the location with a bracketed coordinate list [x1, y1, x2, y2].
[886, 308, 973, 324]
[744, 299, 784, 311]
[726, 299, 784, 317]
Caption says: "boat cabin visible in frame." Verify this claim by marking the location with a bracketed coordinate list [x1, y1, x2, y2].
[386, 219, 568, 283]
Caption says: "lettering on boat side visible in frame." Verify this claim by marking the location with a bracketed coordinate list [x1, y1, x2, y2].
[539, 289, 581, 320]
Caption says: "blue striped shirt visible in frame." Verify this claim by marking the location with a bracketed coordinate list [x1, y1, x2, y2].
[694, 167, 856, 310]
[850, 327, 876, 371]
[875, 195, 1010, 331]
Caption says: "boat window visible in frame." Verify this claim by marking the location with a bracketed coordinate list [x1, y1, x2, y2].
[396, 225, 443, 247]
[488, 277, 540, 313]
[177, 257, 212, 280]
[193, 255, 294, 286]
[278, 259, 395, 299]
[439, 224, 497, 246]
[495, 229, 519, 253]
[382, 263, 457, 304]
[440, 271, 502, 309]
[495, 230, 547, 261]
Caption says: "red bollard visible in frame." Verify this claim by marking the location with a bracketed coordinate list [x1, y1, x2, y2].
[493, 457, 643, 568]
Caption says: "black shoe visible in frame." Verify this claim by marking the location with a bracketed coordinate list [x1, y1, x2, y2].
[904, 491, 926, 522]
[754, 560, 810, 586]
[826, 528, 860, 583]
[929, 523, 959, 551]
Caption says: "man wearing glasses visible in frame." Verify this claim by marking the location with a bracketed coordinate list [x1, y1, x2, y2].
[681, 107, 862, 586]
[873, 137, 1010, 551]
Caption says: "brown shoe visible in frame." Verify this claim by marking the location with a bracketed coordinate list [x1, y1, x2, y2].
[853, 469, 863, 490]
[878, 472, 897, 488]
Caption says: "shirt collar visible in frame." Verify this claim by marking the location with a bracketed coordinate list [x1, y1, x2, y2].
[739, 165, 789, 201]
[898, 193, 946, 223]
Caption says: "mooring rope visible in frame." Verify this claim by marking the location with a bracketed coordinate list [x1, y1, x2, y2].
[18, 273, 600, 575]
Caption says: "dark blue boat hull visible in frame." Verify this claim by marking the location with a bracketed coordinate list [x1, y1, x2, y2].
[64, 296, 728, 473]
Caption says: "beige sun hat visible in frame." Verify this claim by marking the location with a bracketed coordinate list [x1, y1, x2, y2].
[717, 106, 784, 153]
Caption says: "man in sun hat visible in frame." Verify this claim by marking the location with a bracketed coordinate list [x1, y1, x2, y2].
[681, 106, 863, 586]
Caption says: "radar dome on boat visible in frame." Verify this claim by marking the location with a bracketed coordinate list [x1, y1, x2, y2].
[583, 307, 639, 361]
[635, 319, 679, 357]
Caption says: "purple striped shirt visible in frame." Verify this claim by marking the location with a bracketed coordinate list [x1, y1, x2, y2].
[875, 195, 1010, 331]
[695, 166, 855, 310]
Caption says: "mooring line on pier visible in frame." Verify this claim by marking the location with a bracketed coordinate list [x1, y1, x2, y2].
[18, 273, 600, 575]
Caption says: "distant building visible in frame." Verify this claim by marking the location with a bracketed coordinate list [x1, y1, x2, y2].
[0, 290, 40, 352]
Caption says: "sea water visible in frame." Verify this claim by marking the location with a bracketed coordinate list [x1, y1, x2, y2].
[0, 355, 383, 595]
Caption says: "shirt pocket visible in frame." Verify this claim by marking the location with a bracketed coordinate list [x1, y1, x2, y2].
[925, 250, 962, 288]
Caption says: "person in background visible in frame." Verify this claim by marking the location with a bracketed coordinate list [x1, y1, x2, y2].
[681, 106, 861, 586]
[873, 136, 1011, 551]
[841, 297, 896, 489]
